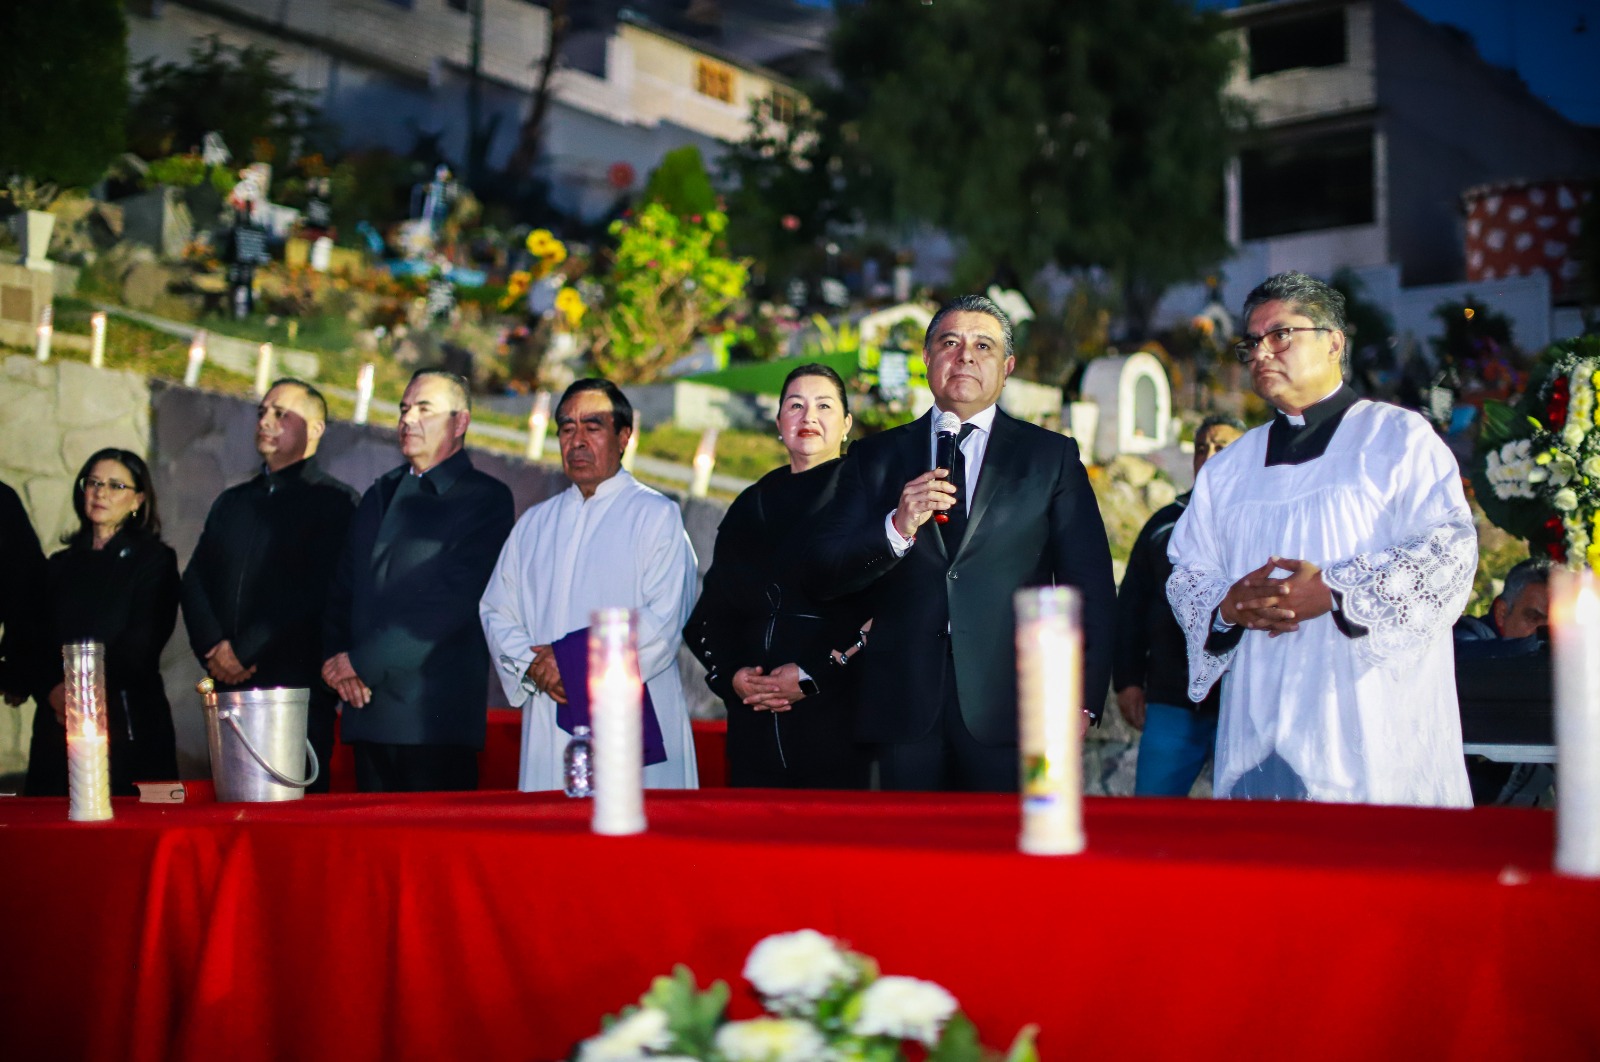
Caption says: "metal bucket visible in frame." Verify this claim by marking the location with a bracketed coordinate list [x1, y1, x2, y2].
[198, 680, 320, 802]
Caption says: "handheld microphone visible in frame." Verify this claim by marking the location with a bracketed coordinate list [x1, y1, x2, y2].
[933, 410, 960, 524]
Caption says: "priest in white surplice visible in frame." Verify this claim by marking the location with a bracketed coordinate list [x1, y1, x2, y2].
[480, 379, 700, 791]
[1168, 273, 1475, 807]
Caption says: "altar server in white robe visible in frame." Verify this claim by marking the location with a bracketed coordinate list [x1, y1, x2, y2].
[1167, 272, 1475, 807]
[481, 379, 700, 791]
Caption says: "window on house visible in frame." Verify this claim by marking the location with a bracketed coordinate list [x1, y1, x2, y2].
[1248, 10, 1347, 78]
[696, 60, 735, 103]
[1240, 128, 1375, 239]
[446, 0, 471, 11]
[768, 90, 800, 124]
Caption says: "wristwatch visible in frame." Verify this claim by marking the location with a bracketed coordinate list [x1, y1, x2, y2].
[798, 676, 821, 697]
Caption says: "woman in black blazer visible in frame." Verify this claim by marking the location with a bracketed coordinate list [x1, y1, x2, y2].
[26, 448, 180, 797]
[685, 365, 872, 788]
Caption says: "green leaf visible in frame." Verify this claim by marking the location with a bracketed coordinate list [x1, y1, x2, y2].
[1475, 400, 1521, 448]
[929, 1012, 982, 1062]
[639, 965, 728, 1056]
[1002, 1025, 1041, 1062]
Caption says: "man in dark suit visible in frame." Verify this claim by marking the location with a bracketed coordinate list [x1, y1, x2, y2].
[322, 369, 514, 792]
[182, 379, 358, 793]
[811, 294, 1115, 791]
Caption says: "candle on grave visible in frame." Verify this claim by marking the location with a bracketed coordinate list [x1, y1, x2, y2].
[689, 427, 718, 498]
[35, 305, 53, 363]
[89, 311, 107, 368]
[185, 331, 207, 387]
[353, 363, 376, 425]
[1015, 587, 1085, 856]
[526, 390, 551, 461]
[1552, 568, 1600, 877]
[620, 411, 642, 472]
[255, 342, 274, 397]
[589, 608, 645, 836]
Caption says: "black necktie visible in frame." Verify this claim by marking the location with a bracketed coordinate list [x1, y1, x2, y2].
[940, 423, 978, 555]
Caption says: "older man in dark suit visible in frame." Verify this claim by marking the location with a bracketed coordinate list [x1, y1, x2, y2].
[322, 369, 514, 792]
[811, 294, 1115, 791]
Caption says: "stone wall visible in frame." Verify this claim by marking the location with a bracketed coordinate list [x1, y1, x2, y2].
[0, 358, 154, 782]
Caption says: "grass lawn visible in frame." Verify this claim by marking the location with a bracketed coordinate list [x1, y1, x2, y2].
[684, 351, 858, 395]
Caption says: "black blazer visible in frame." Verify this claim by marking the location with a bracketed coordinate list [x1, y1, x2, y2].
[324, 449, 514, 748]
[181, 456, 359, 692]
[810, 408, 1115, 745]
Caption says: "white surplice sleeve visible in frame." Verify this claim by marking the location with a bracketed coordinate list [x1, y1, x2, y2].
[1165, 465, 1238, 704]
[633, 500, 700, 685]
[479, 515, 537, 707]
[1321, 425, 1477, 669]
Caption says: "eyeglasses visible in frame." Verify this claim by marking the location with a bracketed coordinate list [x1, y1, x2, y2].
[1233, 326, 1332, 364]
[80, 476, 136, 495]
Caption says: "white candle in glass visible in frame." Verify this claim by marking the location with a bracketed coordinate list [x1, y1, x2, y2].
[185, 331, 207, 387]
[526, 390, 551, 461]
[1552, 568, 1600, 877]
[353, 363, 376, 425]
[89, 311, 107, 368]
[689, 427, 718, 498]
[63, 641, 113, 822]
[1015, 587, 1085, 856]
[255, 342, 275, 397]
[590, 608, 645, 836]
[35, 305, 52, 363]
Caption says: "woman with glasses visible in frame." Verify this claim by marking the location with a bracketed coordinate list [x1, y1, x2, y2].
[25, 449, 180, 797]
[684, 364, 873, 788]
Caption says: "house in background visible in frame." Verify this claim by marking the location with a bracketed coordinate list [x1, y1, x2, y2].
[124, 0, 817, 222]
[1156, 0, 1600, 351]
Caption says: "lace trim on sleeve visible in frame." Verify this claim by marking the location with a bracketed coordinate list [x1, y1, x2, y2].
[1323, 519, 1477, 668]
[1166, 565, 1236, 703]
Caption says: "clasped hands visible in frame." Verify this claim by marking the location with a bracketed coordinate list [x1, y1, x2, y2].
[522, 645, 567, 705]
[1218, 557, 1332, 637]
[732, 663, 807, 712]
[320, 651, 372, 708]
[204, 640, 257, 686]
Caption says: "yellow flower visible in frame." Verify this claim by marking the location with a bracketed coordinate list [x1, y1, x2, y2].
[1590, 541, 1600, 571]
[555, 286, 586, 328]
[525, 229, 560, 256]
[499, 270, 533, 311]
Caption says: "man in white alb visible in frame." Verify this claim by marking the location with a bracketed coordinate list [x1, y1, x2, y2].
[1167, 272, 1476, 806]
[480, 379, 700, 791]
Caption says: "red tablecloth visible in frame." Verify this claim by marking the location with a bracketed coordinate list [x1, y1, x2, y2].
[325, 711, 729, 790]
[0, 792, 1594, 1062]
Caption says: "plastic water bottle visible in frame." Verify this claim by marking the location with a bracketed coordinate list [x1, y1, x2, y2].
[563, 725, 594, 798]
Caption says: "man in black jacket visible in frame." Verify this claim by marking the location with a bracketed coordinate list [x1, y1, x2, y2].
[181, 379, 358, 792]
[1112, 413, 1243, 796]
[322, 369, 514, 792]
[810, 295, 1116, 791]
[1, 480, 50, 714]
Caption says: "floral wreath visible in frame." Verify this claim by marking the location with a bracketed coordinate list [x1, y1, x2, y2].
[1475, 335, 1600, 569]
[575, 929, 1038, 1062]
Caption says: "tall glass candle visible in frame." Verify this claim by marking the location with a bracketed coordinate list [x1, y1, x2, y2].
[1552, 568, 1600, 876]
[255, 342, 275, 397]
[35, 305, 53, 363]
[590, 608, 645, 836]
[1015, 587, 1084, 855]
[620, 411, 642, 472]
[63, 641, 112, 822]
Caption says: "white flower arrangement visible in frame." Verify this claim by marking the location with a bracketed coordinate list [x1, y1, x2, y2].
[742, 929, 860, 1015]
[576, 931, 1038, 1062]
[851, 976, 959, 1046]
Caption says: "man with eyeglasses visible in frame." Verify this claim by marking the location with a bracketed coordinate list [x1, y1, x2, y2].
[1166, 271, 1476, 806]
[323, 369, 514, 792]
[181, 379, 358, 792]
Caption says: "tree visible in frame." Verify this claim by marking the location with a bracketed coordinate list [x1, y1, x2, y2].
[589, 203, 750, 383]
[125, 36, 318, 163]
[827, 0, 1245, 332]
[0, 0, 127, 189]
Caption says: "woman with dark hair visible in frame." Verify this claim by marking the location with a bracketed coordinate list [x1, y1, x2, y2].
[685, 364, 872, 788]
[25, 448, 181, 796]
